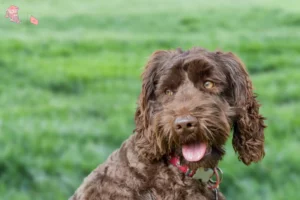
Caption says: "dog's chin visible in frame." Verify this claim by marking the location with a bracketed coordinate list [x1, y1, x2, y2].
[185, 155, 219, 170]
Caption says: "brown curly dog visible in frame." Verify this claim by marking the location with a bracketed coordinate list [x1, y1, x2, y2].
[70, 47, 266, 200]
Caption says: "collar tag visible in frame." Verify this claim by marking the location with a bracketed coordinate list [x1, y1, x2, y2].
[194, 168, 214, 182]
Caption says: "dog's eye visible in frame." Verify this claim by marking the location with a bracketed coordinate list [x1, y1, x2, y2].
[204, 81, 215, 89]
[165, 89, 173, 96]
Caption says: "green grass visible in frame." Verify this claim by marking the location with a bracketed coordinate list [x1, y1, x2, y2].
[0, 0, 300, 199]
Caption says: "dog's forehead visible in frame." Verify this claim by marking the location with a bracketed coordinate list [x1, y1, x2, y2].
[157, 51, 228, 90]
[167, 50, 219, 70]
[163, 51, 220, 77]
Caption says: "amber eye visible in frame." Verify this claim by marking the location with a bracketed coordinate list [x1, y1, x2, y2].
[165, 89, 173, 96]
[204, 81, 214, 89]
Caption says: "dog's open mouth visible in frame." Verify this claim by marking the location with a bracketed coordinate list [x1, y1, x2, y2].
[182, 142, 209, 162]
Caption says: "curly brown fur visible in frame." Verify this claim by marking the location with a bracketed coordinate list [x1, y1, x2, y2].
[70, 47, 266, 200]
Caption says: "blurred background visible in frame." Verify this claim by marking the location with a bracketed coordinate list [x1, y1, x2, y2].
[0, 0, 299, 199]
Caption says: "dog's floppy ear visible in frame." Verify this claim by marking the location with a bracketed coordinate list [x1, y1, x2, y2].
[134, 50, 174, 161]
[218, 52, 266, 165]
[135, 50, 171, 130]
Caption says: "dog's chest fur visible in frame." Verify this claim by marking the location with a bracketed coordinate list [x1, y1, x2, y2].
[70, 135, 224, 200]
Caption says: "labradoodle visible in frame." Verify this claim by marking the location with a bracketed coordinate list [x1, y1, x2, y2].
[70, 47, 266, 200]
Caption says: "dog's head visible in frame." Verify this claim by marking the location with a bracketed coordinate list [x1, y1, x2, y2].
[134, 47, 265, 168]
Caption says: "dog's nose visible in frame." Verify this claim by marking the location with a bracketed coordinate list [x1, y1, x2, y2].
[174, 115, 198, 134]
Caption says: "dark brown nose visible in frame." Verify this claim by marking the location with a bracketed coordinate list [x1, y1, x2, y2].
[174, 115, 198, 134]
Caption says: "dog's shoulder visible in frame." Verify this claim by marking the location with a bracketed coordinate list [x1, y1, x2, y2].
[69, 137, 144, 200]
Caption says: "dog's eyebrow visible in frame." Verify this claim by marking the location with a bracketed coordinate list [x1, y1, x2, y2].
[185, 59, 215, 72]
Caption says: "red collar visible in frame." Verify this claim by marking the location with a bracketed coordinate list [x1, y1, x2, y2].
[168, 155, 222, 189]
[168, 155, 196, 177]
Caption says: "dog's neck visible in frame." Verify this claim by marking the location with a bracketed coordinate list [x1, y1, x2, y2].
[167, 154, 222, 190]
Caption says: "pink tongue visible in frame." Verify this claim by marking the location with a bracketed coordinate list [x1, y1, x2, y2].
[182, 142, 207, 162]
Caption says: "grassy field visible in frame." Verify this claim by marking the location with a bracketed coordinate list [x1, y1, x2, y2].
[0, 0, 300, 199]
